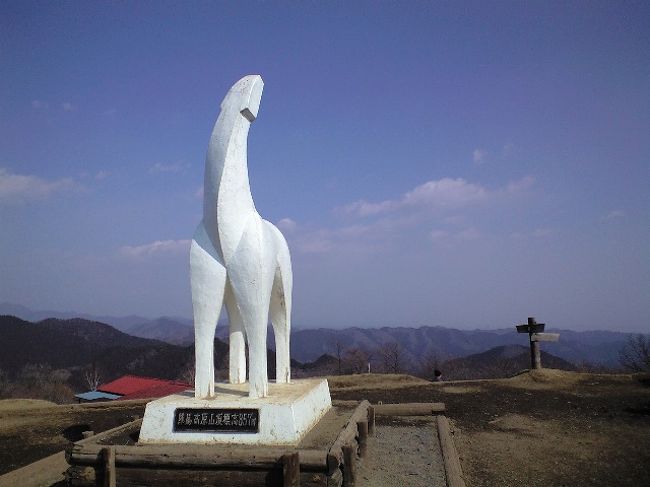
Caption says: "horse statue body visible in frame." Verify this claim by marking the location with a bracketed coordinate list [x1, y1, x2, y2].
[191, 75, 292, 399]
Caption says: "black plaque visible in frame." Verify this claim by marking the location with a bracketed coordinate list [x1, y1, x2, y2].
[173, 408, 259, 433]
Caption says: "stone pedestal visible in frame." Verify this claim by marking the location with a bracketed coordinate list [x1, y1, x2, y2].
[138, 378, 331, 445]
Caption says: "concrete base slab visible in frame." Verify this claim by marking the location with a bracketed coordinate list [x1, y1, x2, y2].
[138, 378, 331, 445]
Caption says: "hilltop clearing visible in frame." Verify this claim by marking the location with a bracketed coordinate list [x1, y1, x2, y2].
[1, 370, 648, 486]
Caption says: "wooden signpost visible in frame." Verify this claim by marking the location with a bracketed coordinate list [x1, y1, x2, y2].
[516, 317, 559, 369]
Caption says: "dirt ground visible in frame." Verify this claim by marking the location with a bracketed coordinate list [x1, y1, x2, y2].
[0, 399, 146, 475]
[357, 416, 446, 487]
[1, 371, 649, 486]
[334, 370, 650, 487]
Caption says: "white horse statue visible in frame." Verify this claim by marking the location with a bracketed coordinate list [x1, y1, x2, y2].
[190, 75, 292, 399]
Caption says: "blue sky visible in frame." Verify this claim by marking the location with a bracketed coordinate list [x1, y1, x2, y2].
[1, 1, 648, 331]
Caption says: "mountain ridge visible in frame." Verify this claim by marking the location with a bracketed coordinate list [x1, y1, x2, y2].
[0, 303, 637, 368]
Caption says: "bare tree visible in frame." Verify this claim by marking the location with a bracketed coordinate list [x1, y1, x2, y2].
[84, 362, 101, 391]
[179, 363, 196, 385]
[379, 342, 402, 374]
[619, 334, 650, 372]
[342, 348, 372, 374]
[328, 341, 345, 375]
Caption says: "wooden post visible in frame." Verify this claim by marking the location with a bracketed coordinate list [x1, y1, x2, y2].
[282, 452, 300, 487]
[342, 444, 356, 486]
[517, 317, 553, 370]
[356, 421, 368, 458]
[101, 447, 116, 487]
[531, 339, 541, 369]
[367, 406, 375, 436]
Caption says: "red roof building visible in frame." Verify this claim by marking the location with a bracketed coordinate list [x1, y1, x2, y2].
[98, 375, 190, 400]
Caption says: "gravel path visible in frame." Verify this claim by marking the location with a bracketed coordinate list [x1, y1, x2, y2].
[358, 417, 446, 487]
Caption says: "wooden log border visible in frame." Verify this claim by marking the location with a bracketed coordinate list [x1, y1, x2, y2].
[67, 400, 426, 486]
[281, 452, 300, 487]
[436, 415, 466, 487]
[69, 443, 331, 472]
[373, 402, 445, 416]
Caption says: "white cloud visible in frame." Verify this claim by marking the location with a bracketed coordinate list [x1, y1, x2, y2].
[119, 239, 191, 259]
[342, 199, 396, 217]
[532, 228, 554, 238]
[429, 230, 450, 242]
[103, 108, 117, 116]
[602, 209, 625, 221]
[430, 227, 480, 243]
[0, 168, 79, 202]
[403, 178, 488, 208]
[277, 218, 297, 232]
[289, 216, 416, 255]
[502, 143, 515, 157]
[505, 175, 535, 193]
[149, 162, 190, 174]
[457, 227, 481, 240]
[31, 100, 48, 109]
[473, 148, 486, 164]
[343, 177, 500, 217]
[510, 228, 554, 239]
[297, 175, 537, 253]
[95, 170, 110, 180]
[62, 102, 75, 111]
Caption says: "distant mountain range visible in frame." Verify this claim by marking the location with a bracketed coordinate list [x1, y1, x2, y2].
[0, 315, 197, 389]
[0, 303, 637, 368]
[0, 315, 325, 391]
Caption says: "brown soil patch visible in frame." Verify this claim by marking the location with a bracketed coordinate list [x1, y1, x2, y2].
[0, 401, 146, 475]
[334, 370, 650, 487]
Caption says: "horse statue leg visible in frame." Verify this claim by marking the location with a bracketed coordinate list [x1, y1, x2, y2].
[190, 223, 227, 399]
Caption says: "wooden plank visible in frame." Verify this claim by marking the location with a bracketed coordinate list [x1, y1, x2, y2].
[356, 421, 368, 458]
[110, 468, 281, 487]
[66, 419, 142, 463]
[69, 443, 329, 472]
[516, 324, 531, 333]
[531, 332, 560, 342]
[342, 445, 356, 487]
[331, 400, 359, 408]
[67, 467, 334, 487]
[328, 400, 369, 464]
[367, 406, 375, 436]
[101, 447, 116, 487]
[282, 452, 300, 487]
[373, 402, 445, 416]
[436, 415, 466, 487]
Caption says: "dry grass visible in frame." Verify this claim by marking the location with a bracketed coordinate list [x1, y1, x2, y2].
[326, 373, 429, 391]
[440, 385, 484, 394]
[497, 368, 634, 390]
[0, 399, 57, 411]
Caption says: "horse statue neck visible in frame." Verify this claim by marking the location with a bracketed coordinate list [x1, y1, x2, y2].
[202, 76, 263, 262]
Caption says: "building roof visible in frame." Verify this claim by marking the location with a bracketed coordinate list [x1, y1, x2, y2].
[74, 390, 122, 401]
[98, 375, 190, 400]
